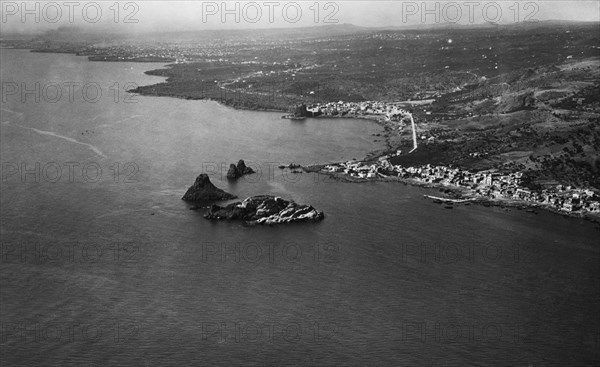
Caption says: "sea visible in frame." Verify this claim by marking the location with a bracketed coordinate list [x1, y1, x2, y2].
[1, 49, 599, 366]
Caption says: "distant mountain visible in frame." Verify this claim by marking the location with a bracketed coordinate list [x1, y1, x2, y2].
[2, 23, 369, 44]
[4, 20, 598, 43]
[372, 19, 599, 32]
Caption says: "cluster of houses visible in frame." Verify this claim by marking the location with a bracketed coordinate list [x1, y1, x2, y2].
[307, 101, 412, 121]
[84, 44, 188, 62]
[81, 40, 245, 63]
[322, 160, 600, 214]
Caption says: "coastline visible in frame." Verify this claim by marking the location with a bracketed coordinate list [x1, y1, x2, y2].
[8, 48, 597, 224]
[303, 165, 600, 225]
[100, 53, 600, 224]
[10, 48, 392, 152]
[6, 48, 391, 125]
[128, 91, 289, 114]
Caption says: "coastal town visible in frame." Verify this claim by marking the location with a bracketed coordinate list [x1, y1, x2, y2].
[319, 159, 600, 216]
[303, 101, 417, 121]
[294, 94, 600, 219]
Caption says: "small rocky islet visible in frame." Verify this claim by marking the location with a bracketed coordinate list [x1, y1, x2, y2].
[181, 174, 237, 201]
[182, 172, 324, 225]
[227, 159, 255, 180]
[205, 195, 324, 225]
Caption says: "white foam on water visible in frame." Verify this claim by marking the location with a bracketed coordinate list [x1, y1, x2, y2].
[0, 107, 24, 118]
[6, 121, 107, 158]
[114, 115, 143, 124]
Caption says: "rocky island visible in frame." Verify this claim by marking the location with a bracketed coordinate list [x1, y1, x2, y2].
[227, 160, 255, 180]
[204, 195, 325, 225]
[182, 174, 237, 201]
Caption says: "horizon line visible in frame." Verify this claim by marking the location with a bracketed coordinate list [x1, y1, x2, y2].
[2, 19, 599, 37]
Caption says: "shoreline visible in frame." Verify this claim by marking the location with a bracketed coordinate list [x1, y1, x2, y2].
[128, 91, 289, 114]
[303, 165, 600, 225]
[7, 48, 393, 128]
[8, 48, 597, 225]
[18, 47, 394, 160]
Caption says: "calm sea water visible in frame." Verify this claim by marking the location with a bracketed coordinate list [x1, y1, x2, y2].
[1, 49, 599, 366]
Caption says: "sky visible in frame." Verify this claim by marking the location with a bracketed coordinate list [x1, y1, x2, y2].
[1, 0, 599, 34]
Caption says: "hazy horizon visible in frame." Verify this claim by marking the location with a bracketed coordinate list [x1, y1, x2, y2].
[1, 1, 599, 35]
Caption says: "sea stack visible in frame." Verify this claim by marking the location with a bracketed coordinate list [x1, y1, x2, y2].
[226, 159, 255, 180]
[226, 164, 240, 179]
[182, 174, 237, 201]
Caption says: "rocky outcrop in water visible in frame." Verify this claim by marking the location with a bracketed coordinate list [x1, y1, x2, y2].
[182, 174, 237, 201]
[204, 195, 324, 225]
[226, 160, 255, 179]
